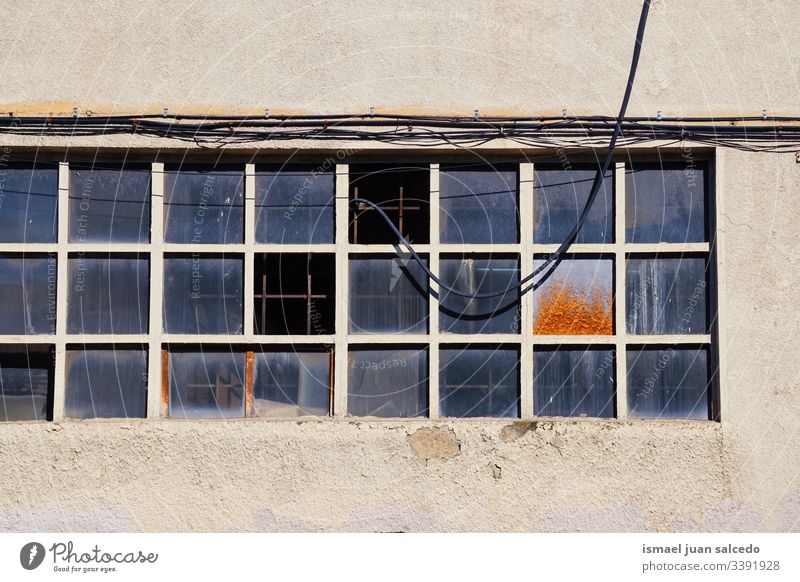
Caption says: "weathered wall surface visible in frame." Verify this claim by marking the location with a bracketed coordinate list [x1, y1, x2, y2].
[1, 0, 799, 532]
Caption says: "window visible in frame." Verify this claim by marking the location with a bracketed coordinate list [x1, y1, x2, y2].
[163, 255, 243, 335]
[349, 164, 429, 244]
[440, 165, 518, 243]
[439, 347, 519, 417]
[0, 254, 56, 335]
[69, 165, 151, 243]
[67, 254, 149, 334]
[254, 253, 335, 335]
[64, 347, 147, 419]
[0, 155, 717, 423]
[256, 165, 334, 244]
[164, 166, 244, 244]
[0, 164, 58, 243]
[0, 346, 54, 421]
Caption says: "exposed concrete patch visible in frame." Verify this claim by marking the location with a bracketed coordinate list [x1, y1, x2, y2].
[489, 463, 502, 480]
[407, 426, 460, 462]
[500, 420, 553, 442]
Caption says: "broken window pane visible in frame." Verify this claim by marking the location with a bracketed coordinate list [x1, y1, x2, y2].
[67, 254, 149, 334]
[439, 347, 519, 417]
[0, 346, 53, 421]
[164, 166, 244, 244]
[169, 350, 245, 418]
[0, 254, 56, 335]
[349, 255, 428, 334]
[439, 256, 519, 334]
[440, 166, 518, 243]
[534, 347, 615, 417]
[0, 165, 58, 243]
[533, 257, 613, 335]
[627, 346, 710, 419]
[534, 167, 613, 244]
[626, 255, 708, 335]
[64, 347, 147, 419]
[349, 164, 429, 244]
[69, 166, 151, 243]
[254, 253, 335, 335]
[253, 350, 331, 417]
[348, 347, 428, 417]
[626, 163, 707, 243]
[163, 255, 243, 334]
[256, 166, 334, 243]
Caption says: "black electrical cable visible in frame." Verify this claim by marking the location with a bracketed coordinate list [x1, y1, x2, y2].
[350, 0, 652, 300]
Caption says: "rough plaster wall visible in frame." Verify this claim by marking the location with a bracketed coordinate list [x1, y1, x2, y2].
[0, 1, 799, 532]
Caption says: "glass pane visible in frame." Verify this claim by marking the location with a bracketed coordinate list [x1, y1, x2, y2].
[69, 167, 151, 243]
[534, 168, 612, 244]
[163, 255, 243, 334]
[0, 254, 56, 335]
[348, 348, 428, 417]
[534, 347, 615, 417]
[439, 256, 519, 334]
[169, 350, 245, 419]
[349, 256, 428, 334]
[627, 346, 710, 419]
[626, 256, 708, 335]
[0, 346, 53, 421]
[256, 166, 334, 244]
[64, 348, 147, 419]
[439, 347, 519, 418]
[164, 167, 244, 244]
[253, 351, 330, 417]
[349, 164, 430, 244]
[440, 167, 518, 243]
[533, 257, 613, 335]
[0, 166, 58, 243]
[626, 164, 706, 243]
[67, 255, 149, 334]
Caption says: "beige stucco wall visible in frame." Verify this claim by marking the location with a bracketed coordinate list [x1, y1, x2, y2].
[1, 0, 799, 532]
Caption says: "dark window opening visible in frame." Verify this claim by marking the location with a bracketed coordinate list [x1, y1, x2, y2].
[167, 348, 246, 419]
[0, 164, 58, 244]
[0, 345, 54, 422]
[349, 164, 429, 244]
[439, 346, 519, 418]
[254, 253, 335, 335]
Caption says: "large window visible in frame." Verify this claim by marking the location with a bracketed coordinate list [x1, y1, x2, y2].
[0, 155, 717, 422]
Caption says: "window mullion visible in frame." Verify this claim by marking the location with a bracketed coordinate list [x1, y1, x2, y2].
[147, 162, 165, 418]
[52, 161, 70, 422]
[614, 161, 628, 418]
[519, 162, 535, 418]
[428, 163, 440, 418]
[333, 163, 349, 416]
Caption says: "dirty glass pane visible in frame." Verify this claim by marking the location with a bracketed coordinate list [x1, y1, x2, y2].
[627, 346, 710, 419]
[439, 256, 519, 334]
[439, 347, 519, 418]
[0, 346, 53, 421]
[440, 166, 518, 243]
[256, 166, 334, 244]
[69, 166, 151, 243]
[164, 167, 244, 244]
[163, 255, 243, 334]
[626, 256, 708, 335]
[534, 167, 613, 244]
[626, 164, 706, 243]
[534, 347, 615, 417]
[169, 350, 245, 419]
[67, 255, 149, 334]
[349, 256, 428, 334]
[348, 348, 428, 417]
[253, 351, 330, 417]
[0, 166, 58, 243]
[64, 348, 147, 419]
[0, 254, 56, 335]
[533, 257, 613, 335]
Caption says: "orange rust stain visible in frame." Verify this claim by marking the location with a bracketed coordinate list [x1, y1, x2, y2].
[533, 279, 612, 336]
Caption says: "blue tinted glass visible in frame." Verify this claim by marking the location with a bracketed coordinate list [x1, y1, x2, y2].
[440, 347, 519, 417]
[0, 346, 52, 421]
[164, 168, 244, 244]
[440, 167, 518, 243]
[169, 350, 245, 419]
[256, 167, 334, 243]
[0, 166, 58, 243]
[534, 347, 615, 417]
[64, 348, 147, 419]
[347, 348, 428, 417]
[0, 254, 56, 335]
[253, 351, 330, 416]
